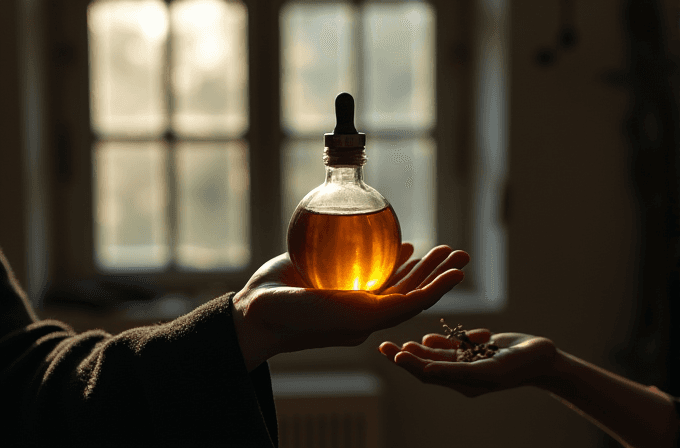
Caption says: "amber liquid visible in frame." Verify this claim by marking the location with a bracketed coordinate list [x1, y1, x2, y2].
[287, 206, 401, 291]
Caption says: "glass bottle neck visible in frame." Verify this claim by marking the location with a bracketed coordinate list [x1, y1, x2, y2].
[325, 165, 364, 185]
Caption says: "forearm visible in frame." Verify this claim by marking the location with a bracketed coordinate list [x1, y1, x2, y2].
[536, 349, 679, 448]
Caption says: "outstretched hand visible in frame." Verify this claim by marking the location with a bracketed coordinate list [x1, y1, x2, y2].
[379, 331, 558, 397]
[232, 243, 470, 371]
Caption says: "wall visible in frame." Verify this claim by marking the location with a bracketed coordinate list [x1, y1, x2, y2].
[0, 0, 28, 287]
[271, 0, 640, 447]
[3, 0, 644, 446]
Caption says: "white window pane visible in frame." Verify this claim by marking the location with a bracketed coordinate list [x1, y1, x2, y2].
[361, 3, 435, 131]
[171, 0, 248, 137]
[281, 138, 435, 258]
[364, 138, 436, 258]
[176, 141, 250, 270]
[281, 3, 357, 135]
[94, 142, 169, 270]
[88, 0, 168, 136]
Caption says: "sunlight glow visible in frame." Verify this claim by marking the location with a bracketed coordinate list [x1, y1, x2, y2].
[137, 2, 169, 41]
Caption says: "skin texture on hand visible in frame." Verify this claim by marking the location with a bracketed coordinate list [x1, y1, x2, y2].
[232, 243, 470, 372]
[380, 331, 680, 448]
[379, 331, 558, 397]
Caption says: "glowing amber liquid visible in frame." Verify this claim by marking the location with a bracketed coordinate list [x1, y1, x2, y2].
[287, 206, 401, 291]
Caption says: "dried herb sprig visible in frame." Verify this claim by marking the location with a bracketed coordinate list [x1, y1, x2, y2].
[440, 318, 476, 349]
[440, 318, 500, 362]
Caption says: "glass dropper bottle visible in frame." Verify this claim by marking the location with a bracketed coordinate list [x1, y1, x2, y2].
[287, 92, 402, 291]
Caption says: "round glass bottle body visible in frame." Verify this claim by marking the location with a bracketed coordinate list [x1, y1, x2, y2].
[287, 164, 401, 291]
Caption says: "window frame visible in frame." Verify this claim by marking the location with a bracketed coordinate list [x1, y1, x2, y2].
[43, 0, 476, 300]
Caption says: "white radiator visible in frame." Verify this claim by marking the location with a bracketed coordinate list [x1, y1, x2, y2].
[271, 372, 383, 448]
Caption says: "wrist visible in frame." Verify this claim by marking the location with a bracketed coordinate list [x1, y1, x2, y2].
[530, 347, 571, 396]
[530, 348, 680, 448]
[231, 290, 275, 372]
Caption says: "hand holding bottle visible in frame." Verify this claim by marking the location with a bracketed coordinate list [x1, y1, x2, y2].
[232, 243, 470, 372]
[379, 331, 558, 397]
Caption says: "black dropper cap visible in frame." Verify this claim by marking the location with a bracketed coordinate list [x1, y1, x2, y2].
[334, 92, 358, 134]
[324, 92, 366, 148]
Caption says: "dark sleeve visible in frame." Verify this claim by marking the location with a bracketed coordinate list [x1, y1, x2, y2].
[674, 397, 680, 447]
[1, 293, 278, 448]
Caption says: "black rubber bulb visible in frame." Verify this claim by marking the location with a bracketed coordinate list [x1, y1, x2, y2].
[333, 92, 359, 135]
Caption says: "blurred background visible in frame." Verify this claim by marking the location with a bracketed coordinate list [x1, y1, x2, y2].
[1, 0, 679, 446]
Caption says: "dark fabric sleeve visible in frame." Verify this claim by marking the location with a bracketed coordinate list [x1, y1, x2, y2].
[674, 396, 680, 447]
[1, 293, 278, 448]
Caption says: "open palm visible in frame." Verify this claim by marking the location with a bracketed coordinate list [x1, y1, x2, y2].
[379, 331, 558, 397]
[232, 243, 470, 371]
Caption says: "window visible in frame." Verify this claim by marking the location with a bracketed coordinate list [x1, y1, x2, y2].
[279, 2, 437, 255]
[46, 0, 506, 310]
[88, 0, 250, 271]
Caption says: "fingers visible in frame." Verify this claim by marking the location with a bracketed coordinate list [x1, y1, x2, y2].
[384, 246, 451, 294]
[382, 330, 492, 360]
[374, 269, 465, 329]
[380, 349, 435, 386]
[384, 246, 469, 295]
[392, 352, 481, 390]
[378, 341, 401, 360]
[393, 350, 432, 374]
[400, 342, 458, 362]
[421, 334, 458, 349]
[389, 338, 492, 364]
[382, 246, 469, 294]
[379, 341, 498, 396]
[409, 268, 465, 310]
[466, 329, 493, 344]
[417, 250, 471, 289]
[258, 252, 311, 288]
[383, 259, 419, 290]
[388, 351, 457, 389]
[396, 242, 415, 268]
[487, 332, 533, 347]
[380, 243, 417, 290]
[421, 329, 492, 348]
[386, 353, 494, 397]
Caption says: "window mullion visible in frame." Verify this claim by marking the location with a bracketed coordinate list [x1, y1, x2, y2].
[49, 0, 95, 279]
[435, 0, 473, 262]
[246, 0, 283, 268]
[164, 0, 178, 271]
[352, 0, 363, 121]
